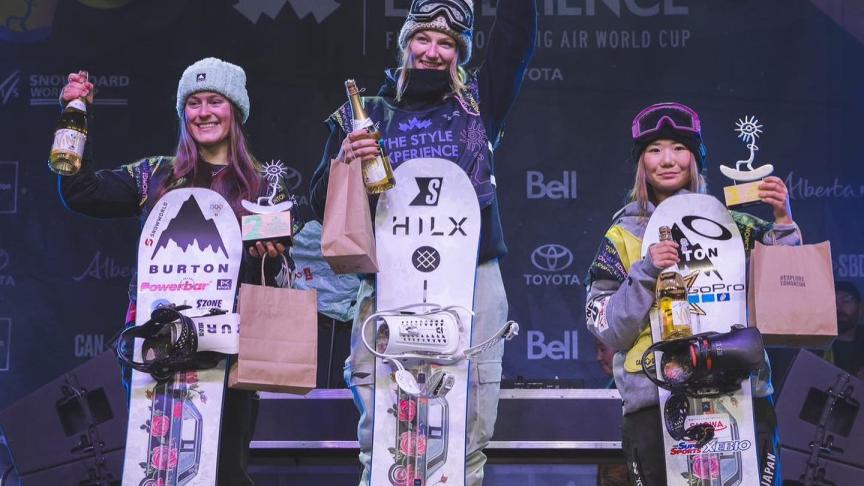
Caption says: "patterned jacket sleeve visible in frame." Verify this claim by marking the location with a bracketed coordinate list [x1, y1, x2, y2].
[59, 156, 167, 218]
[732, 212, 802, 253]
[584, 226, 663, 350]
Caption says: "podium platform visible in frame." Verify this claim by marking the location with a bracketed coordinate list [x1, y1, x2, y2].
[252, 388, 624, 450]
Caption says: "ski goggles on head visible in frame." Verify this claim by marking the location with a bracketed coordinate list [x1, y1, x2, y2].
[408, 0, 474, 33]
[631, 102, 702, 140]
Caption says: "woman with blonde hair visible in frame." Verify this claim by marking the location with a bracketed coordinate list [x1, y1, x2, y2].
[310, 1, 537, 484]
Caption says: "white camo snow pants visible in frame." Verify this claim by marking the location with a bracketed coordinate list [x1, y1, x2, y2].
[343, 259, 508, 486]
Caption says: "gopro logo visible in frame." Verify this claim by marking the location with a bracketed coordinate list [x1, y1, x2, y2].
[527, 170, 577, 199]
[527, 330, 579, 360]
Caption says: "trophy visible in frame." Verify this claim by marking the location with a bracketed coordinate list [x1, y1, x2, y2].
[241, 160, 295, 246]
[720, 116, 774, 207]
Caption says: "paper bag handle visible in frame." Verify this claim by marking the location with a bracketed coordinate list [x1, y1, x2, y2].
[260, 252, 290, 287]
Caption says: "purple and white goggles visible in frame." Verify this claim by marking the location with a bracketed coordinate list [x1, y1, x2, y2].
[408, 0, 474, 33]
[631, 102, 702, 141]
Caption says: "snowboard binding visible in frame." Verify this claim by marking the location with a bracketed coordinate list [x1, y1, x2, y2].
[116, 304, 226, 381]
[641, 326, 765, 447]
[361, 303, 518, 396]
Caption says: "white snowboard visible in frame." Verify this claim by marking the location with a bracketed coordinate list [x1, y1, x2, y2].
[372, 158, 481, 486]
[124, 188, 242, 486]
[642, 193, 759, 485]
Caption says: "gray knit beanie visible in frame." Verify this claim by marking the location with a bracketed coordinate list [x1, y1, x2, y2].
[398, 0, 474, 64]
[176, 57, 250, 123]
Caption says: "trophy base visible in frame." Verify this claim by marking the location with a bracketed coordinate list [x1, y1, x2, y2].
[242, 211, 293, 242]
[723, 180, 763, 207]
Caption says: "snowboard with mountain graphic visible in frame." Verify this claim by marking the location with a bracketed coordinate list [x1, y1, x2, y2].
[123, 188, 242, 486]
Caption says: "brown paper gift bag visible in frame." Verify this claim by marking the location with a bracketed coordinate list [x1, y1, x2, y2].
[229, 255, 318, 394]
[321, 158, 379, 274]
[748, 241, 837, 348]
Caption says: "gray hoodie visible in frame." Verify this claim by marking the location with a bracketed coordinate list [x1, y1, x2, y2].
[584, 193, 802, 414]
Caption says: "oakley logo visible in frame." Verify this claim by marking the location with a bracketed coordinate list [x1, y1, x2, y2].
[669, 216, 730, 273]
[234, 0, 340, 24]
[680, 216, 733, 241]
[530, 244, 574, 272]
[0, 71, 21, 105]
[410, 177, 443, 206]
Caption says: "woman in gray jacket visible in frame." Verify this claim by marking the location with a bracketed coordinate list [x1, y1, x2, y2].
[584, 102, 800, 485]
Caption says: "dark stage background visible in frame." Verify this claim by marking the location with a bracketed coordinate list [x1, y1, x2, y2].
[1, 0, 863, 410]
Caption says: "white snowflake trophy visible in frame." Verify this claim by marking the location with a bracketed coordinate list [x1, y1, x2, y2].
[240, 160, 295, 243]
[720, 116, 775, 207]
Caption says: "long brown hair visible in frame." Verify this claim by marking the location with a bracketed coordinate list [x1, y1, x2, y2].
[156, 103, 261, 217]
[628, 152, 706, 216]
[395, 37, 467, 103]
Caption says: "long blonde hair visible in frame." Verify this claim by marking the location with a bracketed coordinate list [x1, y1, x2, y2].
[395, 36, 467, 103]
[628, 152, 706, 216]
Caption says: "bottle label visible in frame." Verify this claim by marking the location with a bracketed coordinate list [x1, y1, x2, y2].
[68, 99, 87, 112]
[667, 300, 690, 327]
[353, 118, 373, 130]
[363, 156, 389, 186]
[660, 297, 691, 340]
[52, 128, 86, 158]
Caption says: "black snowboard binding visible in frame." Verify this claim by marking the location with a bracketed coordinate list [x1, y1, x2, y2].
[641, 326, 765, 446]
[116, 304, 225, 381]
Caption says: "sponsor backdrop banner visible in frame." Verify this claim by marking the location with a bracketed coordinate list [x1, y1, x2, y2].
[0, 0, 862, 406]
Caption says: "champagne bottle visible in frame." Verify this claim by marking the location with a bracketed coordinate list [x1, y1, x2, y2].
[656, 225, 692, 340]
[345, 79, 395, 193]
[49, 73, 89, 176]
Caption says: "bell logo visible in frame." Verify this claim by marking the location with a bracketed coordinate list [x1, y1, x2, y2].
[527, 330, 579, 360]
[527, 170, 577, 200]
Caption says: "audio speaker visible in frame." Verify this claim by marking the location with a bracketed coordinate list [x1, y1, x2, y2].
[0, 350, 127, 482]
[774, 349, 864, 472]
[781, 446, 864, 485]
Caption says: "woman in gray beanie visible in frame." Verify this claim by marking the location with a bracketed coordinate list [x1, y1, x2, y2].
[57, 57, 299, 485]
[310, 1, 537, 485]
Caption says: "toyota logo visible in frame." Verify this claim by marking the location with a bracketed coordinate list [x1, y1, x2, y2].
[531, 244, 573, 272]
